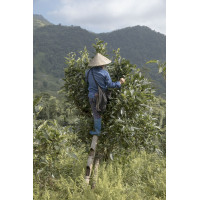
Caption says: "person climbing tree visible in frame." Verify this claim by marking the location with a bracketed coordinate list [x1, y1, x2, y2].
[86, 53, 125, 136]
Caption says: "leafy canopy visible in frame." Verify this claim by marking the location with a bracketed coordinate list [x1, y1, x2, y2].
[63, 39, 160, 158]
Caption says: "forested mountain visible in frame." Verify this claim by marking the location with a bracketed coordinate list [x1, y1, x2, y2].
[33, 15, 166, 96]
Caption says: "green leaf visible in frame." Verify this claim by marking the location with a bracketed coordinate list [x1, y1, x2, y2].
[37, 169, 43, 175]
[110, 153, 114, 160]
[159, 67, 163, 73]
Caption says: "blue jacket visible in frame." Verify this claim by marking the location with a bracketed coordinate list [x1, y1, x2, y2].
[85, 67, 121, 98]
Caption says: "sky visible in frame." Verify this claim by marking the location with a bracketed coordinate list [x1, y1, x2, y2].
[33, 0, 166, 34]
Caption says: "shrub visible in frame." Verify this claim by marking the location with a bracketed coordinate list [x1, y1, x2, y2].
[63, 39, 161, 159]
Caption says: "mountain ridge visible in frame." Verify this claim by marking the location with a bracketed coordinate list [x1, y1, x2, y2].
[33, 14, 165, 36]
[33, 15, 166, 97]
[33, 14, 52, 30]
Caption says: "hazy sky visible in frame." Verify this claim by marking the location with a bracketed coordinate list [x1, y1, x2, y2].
[33, 0, 166, 34]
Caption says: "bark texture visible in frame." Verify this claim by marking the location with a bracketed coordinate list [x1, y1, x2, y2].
[91, 155, 100, 189]
[85, 135, 98, 184]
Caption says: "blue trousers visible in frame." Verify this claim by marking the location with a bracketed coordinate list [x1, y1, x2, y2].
[89, 96, 101, 119]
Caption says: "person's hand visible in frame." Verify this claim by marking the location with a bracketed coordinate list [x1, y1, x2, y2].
[119, 78, 125, 84]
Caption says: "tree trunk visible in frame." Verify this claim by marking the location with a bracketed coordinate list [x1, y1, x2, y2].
[85, 135, 98, 184]
[91, 155, 100, 189]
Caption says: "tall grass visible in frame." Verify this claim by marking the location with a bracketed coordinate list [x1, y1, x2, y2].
[34, 150, 165, 200]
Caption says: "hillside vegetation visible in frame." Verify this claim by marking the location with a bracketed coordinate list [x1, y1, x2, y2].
[33, 15, 166, 97]
[33, 39, 166, 199]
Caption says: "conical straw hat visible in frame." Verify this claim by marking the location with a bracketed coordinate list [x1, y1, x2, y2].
[88, 53, 111, 67]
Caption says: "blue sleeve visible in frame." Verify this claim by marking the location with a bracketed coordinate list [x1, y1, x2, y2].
[105, 72, 121, 88]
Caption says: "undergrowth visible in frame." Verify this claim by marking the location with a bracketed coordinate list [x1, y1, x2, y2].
[34, 150, 165, 200]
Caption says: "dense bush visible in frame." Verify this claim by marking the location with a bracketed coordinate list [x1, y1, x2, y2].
[63, 39, 162, 159]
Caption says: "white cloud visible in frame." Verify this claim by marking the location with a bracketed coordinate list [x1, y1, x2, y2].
[48, 0, 166, 34]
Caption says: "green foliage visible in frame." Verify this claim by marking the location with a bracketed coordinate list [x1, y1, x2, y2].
[34, 92, 78, 126]
[92, 38, 109, 56]
[62, 40, 162, 159]
[34, 93, 58, 120]
[33, 150, 166, 200]
[151, 97, 166, 155]
[33, 120, 66, 183]
[33, 36, 166, 200]
[33, 118, 85, 186]
[33, 84, 166, 199]
[146, 60, 166, 80]
[100, 48, 159, 154]
[62, 48, 91, 116]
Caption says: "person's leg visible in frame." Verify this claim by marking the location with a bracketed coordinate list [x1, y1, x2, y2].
[89, 97, 101, 136]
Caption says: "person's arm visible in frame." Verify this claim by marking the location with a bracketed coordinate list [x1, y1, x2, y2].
[105, 72, 121, 88]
